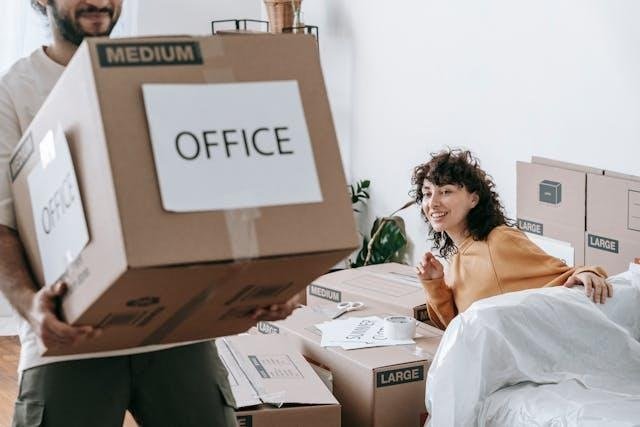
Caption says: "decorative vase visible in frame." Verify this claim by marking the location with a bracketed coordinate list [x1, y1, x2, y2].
[263, 0, 302, 33]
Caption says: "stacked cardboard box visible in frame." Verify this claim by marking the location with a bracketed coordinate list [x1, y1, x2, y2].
[216, 334, 340, 427]
[306, 263, 430, 324]
[517, 156, 604, 266]
[252, 306, 442, 427]
[586, 171, 640, 274]
[518, 156, 640, 274]
[9, 34, 358, 355]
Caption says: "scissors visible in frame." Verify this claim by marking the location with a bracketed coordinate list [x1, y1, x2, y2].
[331, 301, 365, 319]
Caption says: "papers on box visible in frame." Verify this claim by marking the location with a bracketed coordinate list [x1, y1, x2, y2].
[317, 316, 415, 350]
[216, 334, 338, 407]
[27, 127, 89, 285]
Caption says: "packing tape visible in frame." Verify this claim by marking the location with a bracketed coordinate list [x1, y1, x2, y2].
[384, 315, 417, 341]
[224, 208, 262, 260]
[201, 38, 261, 261]
[200, 36, 236, 83]
[200, 36, 225, 61]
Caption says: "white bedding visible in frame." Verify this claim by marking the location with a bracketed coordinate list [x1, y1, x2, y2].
[481, 380, 640, 427]
[425, 272, 640, 426]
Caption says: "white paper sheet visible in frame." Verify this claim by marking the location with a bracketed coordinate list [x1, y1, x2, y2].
[27, 127, 89, 285]
[316, 316, 415, 350]
[142, 81, 323, 212]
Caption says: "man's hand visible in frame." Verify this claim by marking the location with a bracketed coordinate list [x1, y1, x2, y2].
[564, 272, 613, 304]
[28, 282, 99, 348]
[416, 252, 445, 281]
[251, 293, 302, 322]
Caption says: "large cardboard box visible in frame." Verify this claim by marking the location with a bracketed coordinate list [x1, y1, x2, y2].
[586, 172, 640, 274]
[306, 263, 430, 324]
[9, 35, 358, 355]
[516, 157, 603, 266]
[252, 306, 443, 427]
[216, 334, 340, 427]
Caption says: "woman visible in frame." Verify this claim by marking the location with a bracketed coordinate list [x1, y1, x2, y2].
[413, 149, 610, 330]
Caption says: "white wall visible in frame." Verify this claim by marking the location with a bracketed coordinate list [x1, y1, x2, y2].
[0, 1, 48, 72]
[136, 0, 261, 36]
[263, 0, 356, 179]
[304, 0, 640, 264]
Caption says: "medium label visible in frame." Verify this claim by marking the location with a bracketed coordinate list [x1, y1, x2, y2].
[308, 284, 341, 303]
[587, 234, 619, 254]
[97, 42, 203, 67]
[517, 218, 544, 236]
[376, 365, 425, 388]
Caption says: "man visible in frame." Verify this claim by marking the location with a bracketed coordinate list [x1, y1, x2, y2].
[0, 1, 298, 426]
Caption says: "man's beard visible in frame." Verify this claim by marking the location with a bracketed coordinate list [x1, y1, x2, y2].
[50, 0, 119, 46]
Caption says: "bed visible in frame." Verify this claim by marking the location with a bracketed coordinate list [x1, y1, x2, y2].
[425, 271, 640, 426]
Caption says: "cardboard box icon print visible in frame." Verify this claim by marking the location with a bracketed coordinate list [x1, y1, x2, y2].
[539, 180, 562, 204]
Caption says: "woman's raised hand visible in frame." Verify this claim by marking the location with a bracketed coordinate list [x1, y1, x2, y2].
[416, 252, 445, 281]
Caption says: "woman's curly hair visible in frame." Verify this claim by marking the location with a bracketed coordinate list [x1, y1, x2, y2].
[31, 0, 47, 15]
[411, 149, 514, 259]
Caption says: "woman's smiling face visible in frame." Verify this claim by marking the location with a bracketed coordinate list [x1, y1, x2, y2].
[421, 180, 479, 239]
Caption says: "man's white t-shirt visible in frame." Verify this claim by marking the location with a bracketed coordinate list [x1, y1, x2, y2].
[0, 47, 188, 373]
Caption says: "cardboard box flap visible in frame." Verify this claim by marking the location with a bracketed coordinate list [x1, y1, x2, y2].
[604, 170, 640, 182]
[531, 156, 603, 175]
[217, 334, 338, 408]
[85, 35, 358, 268]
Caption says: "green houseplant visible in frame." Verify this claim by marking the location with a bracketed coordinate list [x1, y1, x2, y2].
[348, 180, 413, 268]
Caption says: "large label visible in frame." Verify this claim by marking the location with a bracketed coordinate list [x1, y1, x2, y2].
[308, 284, 341, 303]
[97, 42, 202, 67]
[142, 82, 323, 212]
[587, 233, 619, 254]
[236, 416, 252, 427]
[27, 128, 89, 285]
[376, 365, 425, 388]
[517, 218, 544, 236]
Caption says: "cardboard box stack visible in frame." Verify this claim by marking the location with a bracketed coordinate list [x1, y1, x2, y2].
[516, 156, 604, 266]
[9, 34, 358, 355]
[586, 171, 640, 274]
[252, 306, 443, 427]
[306, 262, 430, 324]
[216, 334, 340, 427]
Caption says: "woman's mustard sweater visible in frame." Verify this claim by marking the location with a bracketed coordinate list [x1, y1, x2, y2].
[421, 226, 607, 329]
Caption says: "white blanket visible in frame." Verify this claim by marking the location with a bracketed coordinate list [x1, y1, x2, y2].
[425, 274, 640, 426]
[481, 380, 640, 427]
